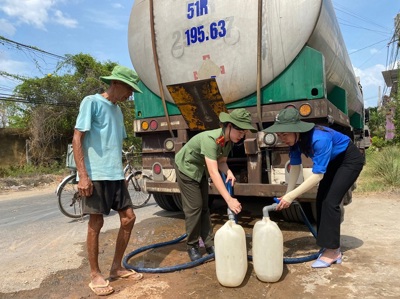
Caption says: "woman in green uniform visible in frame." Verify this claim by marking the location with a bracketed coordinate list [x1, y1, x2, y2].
[174, 108, 257, 261]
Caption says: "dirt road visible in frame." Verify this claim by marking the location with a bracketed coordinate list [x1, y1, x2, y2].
[1, 190, 399, 299]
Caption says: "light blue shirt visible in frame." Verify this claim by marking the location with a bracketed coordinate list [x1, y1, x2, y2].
[75, 94, 126, 180]
[289, 127, 350, 174]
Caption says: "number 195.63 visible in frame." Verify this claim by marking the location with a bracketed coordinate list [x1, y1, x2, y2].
[184, 20, 227, 46]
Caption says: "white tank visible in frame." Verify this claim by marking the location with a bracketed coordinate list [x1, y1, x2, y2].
[252, 212, 283, 282]
[128, 0, 363, 117]
[214, 219, 247, 287]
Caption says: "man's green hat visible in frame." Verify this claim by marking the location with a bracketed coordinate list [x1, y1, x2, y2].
[100, 65, 143, 93]
[219, 108, 257, 133]
[264, 108, 315, 133]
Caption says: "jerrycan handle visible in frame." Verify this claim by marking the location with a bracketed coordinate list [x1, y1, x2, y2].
[221, 172, 238, 223]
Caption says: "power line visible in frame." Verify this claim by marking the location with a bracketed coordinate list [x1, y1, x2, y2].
[0, 94, 77, 108]
[334, 4, 394, 32]
[337, 18, 391, 36]
[0, 36, 67, 60]
[348, 38, 390, 55]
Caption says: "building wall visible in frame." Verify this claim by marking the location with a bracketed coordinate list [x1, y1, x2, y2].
[0, 128, 69, 167]
[0, 129, 28, 167]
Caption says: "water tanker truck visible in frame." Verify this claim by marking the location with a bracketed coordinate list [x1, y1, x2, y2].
[127, 0, 366, 221]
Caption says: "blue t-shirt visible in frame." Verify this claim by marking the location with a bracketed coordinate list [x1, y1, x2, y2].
[289, 127, 350, 174]
[75, 94, 126, 180]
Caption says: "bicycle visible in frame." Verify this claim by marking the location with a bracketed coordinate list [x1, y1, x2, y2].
[123, 145, 151, 208]
[56, 144, 151, 219]
[56, 144, 82, 219]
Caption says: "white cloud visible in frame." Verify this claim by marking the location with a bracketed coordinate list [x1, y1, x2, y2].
[0, 0, 78, 30]
[0, 54, 30, 92]
[354, 64, 386, 88]
[53, 10, 78, 28]
[87, 10, 125, 30]
[0, 0, 54, 29]
[369, 48, 379, 55]
[112, 3, 123, 9]
[0, 18, 16, 35]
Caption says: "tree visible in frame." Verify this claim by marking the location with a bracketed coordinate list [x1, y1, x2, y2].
[368, 107, 386, 139]
[8, 54, 139, 165]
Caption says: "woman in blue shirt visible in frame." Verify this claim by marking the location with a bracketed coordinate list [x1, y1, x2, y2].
[264, 108, 364, 268]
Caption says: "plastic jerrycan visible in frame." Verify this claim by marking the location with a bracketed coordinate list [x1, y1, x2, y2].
[252, 203, 283, 282]
[214, 177, 247, 287]
[215, 208, 247, 287]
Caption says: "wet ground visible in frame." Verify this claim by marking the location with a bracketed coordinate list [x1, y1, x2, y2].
[2, 192, 400, 299]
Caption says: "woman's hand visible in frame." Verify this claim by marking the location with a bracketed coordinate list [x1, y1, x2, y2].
[275, 197, 292, 211]
[227, 197, 242, 214]
[225, 169, 236, 186]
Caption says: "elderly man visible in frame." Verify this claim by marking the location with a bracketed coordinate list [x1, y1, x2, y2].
[73, 65, 143, 296]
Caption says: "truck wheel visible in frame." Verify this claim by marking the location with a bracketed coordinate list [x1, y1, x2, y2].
[172, 194, 183, 211]
[309, 198, 346, 225]
[153, 193, 180, 211]
[281, 202, 316, 223]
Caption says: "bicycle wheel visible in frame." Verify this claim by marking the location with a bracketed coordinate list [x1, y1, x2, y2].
[126, 171, 151, 208]
[57, 174, 83, 218]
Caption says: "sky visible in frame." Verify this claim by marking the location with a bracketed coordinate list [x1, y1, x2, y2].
[0, 0, 399, 108]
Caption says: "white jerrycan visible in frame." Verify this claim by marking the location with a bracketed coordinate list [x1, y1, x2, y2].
[252, 203, 283, 282]
[215, 208, 248, 287]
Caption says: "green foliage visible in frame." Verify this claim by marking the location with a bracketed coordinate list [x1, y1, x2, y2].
[367, 107, 386, 139]
[5, 53, 140, 165]
[120, 100, 142, 151]
[0, 162, 63, 178]
[371, 136, 386, 149]
[369, 146, 400, 186]
[357, 146, 400, 192]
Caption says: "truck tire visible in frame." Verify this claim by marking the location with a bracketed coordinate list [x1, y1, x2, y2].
[281, 202, 316, 223]
[172, 194, 183, 211]
[153, 193, 180, 211]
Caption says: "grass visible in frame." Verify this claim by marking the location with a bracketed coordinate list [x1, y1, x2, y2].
[355, 146, 400, 193]
[1, 146, 399, 194]
[0, 162, 65, 178]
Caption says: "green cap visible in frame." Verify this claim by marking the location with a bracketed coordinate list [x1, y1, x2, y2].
[263, 108, 315, 133]
[100, 65, 142, 93]
[219, 108, 257, 133]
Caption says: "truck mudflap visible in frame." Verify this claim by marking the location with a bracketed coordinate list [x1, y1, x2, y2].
[145, 181, 318, 201]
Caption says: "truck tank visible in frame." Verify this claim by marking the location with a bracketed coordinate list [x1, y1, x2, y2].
[128, 0, 363, 118]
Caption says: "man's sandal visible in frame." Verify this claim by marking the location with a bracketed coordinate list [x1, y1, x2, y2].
[88, 280, 114, 296]
[109, 269, 143, 281]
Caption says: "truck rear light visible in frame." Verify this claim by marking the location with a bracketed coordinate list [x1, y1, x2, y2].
[299, 104, 312, 117]
[152, 162, 164, 181]
[164, 139, 175, 151]
[263, 133, 277, 146]
[284, 104, 296, 109]
[153, 162, 162, 175]
[141, 121, 149, 130]
[150, 120, 158, 130]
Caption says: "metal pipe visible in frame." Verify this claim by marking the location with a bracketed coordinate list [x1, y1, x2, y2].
[149, 0, 175, 138]
[256, 0, 263, 130]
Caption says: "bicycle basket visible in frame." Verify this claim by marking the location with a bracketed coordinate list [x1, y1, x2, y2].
[66, 144, 77, 169]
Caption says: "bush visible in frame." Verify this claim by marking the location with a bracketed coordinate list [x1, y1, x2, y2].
[0, 162, 64, 178]
[371, 136, 386, 149]
[369, 146, 400, 187]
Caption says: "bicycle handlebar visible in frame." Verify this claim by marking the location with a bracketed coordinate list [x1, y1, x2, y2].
[122, 145, 136, 156]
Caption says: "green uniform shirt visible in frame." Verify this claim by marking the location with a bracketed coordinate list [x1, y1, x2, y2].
[175, 128, 232, 183]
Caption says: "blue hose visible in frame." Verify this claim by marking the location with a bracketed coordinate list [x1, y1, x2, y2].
[123, 233, 214, 273]
[123, 174, 320, 272]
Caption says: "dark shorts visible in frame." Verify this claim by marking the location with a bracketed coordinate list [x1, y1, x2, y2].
[83, 180, 133, 215]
